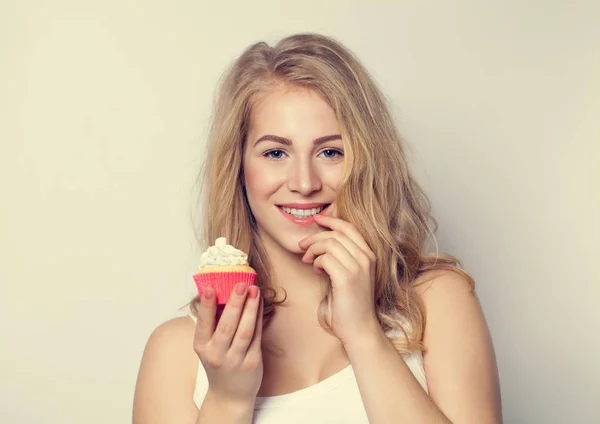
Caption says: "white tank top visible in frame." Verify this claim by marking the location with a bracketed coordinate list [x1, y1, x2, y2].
[188, 315, 428, 423]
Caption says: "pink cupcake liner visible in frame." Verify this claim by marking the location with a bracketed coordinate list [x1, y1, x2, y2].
[193, 271, 257, 305]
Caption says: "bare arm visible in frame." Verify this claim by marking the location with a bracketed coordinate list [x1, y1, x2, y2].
[132, 317, 201, 424]
[133, 284, 263, 424]
[132, 318, 254, 424]
[346, 271, 502, 424]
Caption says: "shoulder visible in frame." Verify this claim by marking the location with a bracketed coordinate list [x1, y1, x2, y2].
[412, 269, 483, 356]
[413, 268, 474, 300]
[413, 270, 502, 423]
[138, 316, 198, 370]
[412, 268, 484, 347]
[133, 316, 200, 423]
[145, 316, 197, 349]
[138, 315, 198, 375]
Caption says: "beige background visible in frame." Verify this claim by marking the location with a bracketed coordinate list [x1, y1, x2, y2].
[1, 1, 599, 423]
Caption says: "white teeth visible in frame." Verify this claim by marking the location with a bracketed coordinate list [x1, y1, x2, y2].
[281, 206, 324, 218]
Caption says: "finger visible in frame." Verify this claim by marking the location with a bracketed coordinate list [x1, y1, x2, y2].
[302, 238, 357, 271]
[211, 283, 249, 351]
[246, 297, 264, 359]
[302, 232, 363, 266]
[313, 214, 372, 254]
[229, 286, 261, 360]
[194, 287, 217, 345]
[298, 230, 337, 249]
[301, 226, 371, 262]
[313, 253, 348, 283]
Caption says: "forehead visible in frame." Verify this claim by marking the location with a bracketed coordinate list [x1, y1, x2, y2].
[248, 87, 340, 139]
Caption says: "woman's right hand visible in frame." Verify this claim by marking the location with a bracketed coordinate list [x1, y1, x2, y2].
[193, 283, 264, 406]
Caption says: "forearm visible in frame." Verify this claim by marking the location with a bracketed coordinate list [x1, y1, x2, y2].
[196, 390, 254, 424]
[346, 331, 450, 424]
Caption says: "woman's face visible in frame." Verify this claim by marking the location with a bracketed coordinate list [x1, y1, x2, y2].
[243, 86, 344, 256]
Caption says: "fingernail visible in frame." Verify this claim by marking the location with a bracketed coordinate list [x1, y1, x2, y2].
[248, 285, 259, 299]
[235, 283, 247, 296]
[203, 287, 213, 300]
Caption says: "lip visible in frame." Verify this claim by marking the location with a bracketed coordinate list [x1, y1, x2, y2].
[276, 204, 331, 226]
[277, 202, 329, 209]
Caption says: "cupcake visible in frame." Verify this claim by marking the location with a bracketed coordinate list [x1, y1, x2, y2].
[193, 237, 257, 305]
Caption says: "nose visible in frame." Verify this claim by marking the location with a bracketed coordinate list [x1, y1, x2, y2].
[287, 158, 322, 196]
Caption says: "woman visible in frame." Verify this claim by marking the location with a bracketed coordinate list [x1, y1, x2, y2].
[133, 33, 502, 423]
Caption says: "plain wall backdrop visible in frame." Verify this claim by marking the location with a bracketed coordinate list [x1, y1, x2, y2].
[1, 1, 599, 423]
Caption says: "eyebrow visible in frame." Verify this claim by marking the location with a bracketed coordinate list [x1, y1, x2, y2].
[253, 134, 342, 147]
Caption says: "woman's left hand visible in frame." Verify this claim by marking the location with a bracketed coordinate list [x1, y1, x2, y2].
[298, 213, 383, 349]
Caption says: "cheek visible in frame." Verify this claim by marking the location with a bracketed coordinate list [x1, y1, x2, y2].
[323, 165, 344, 190]
[244, 167, 261, 191]
[244, 163, 281, 201]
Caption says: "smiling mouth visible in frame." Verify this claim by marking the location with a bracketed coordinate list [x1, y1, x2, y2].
[277, 204, 330, 219]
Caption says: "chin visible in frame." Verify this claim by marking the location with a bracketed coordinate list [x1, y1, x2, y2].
[278, 238, 307, 256]
[275, 234, 316, 257]
[257, 228, 304, 256]
[289, 244, 308, 256]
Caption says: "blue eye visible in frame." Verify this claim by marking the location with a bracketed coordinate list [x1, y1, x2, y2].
[265, 150, 286, 160]
[263, 149, 343, 160]
[320, 149, 343, 159]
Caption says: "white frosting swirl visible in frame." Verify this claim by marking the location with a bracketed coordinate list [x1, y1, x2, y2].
[198, 237, 248, 269]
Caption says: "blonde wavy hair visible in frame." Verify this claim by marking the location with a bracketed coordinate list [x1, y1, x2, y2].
[190, 33, 473, 354]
